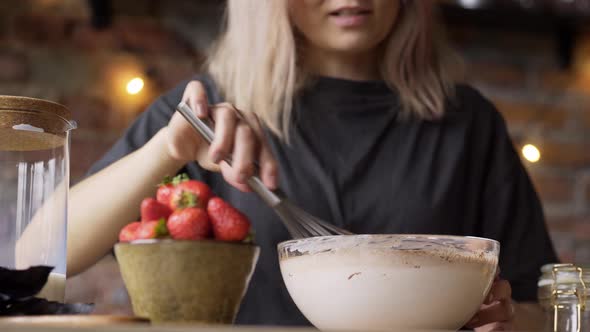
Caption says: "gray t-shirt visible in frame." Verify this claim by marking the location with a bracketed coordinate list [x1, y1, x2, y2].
[88, 74, 558, 326]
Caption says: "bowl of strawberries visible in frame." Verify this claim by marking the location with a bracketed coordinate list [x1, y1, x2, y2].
[114, 174, 259, 324]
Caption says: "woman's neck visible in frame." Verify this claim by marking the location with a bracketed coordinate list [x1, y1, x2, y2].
[303, 46, 381, 81]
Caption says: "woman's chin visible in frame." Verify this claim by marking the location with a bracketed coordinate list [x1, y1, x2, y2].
[323, 39, 382, 55]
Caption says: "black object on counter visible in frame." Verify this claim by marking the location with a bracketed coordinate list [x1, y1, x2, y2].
[0, 266, 94, 316]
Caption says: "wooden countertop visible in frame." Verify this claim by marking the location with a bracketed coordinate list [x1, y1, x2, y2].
[0, 315, 464, 332]
[0, 325, 460, 332]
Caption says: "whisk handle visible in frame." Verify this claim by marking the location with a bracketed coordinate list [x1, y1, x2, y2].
[176, 102, 282, 207]
[176, 101, 215, 145]
[246, 177, 281, 207]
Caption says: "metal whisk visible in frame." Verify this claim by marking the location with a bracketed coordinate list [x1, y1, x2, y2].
[176, 102, 353, 239]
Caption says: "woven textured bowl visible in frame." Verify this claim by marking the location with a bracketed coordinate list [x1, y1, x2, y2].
[115, 240, 259, 323]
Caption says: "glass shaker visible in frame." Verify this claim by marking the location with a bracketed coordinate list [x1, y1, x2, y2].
[0, 96, 76, 302]
[538, 263, 589, 332]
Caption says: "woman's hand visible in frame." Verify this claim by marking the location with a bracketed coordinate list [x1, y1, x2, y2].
[466, 276, 516, 331]
[166, 80, 278, 192]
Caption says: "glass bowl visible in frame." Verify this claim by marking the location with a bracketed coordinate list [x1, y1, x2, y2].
[278, 234, 499, 331]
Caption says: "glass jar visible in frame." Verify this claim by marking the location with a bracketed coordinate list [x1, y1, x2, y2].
[538, 263, 589, 332]
[0, 96, 76, 302]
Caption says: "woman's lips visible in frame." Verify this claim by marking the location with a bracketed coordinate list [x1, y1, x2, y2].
[328, 9, 372, 28]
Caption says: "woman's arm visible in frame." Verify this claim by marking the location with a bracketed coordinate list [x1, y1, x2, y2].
[66, 80, 278, 276]
[67, 128, 183, 276]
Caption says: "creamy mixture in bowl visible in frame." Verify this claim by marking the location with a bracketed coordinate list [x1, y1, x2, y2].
[278, 234, 499, 331]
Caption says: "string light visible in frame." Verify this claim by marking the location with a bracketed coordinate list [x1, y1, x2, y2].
[522, 144, 541, 163]
[126, 77, 144, 95]
[458, 0, 484, 9]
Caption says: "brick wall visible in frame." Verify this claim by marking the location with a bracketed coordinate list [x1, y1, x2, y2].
[0, 0, 219, 315]
[0, 0, 588, 313]
[447, 24, 590, 264]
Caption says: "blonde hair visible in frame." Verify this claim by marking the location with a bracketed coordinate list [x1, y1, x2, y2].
[207, 0, 457, 139]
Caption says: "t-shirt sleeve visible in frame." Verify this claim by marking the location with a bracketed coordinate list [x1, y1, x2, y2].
[475, 95, 559, 302]
[85, 75, 221, 178]
[86, 80, 187, 177]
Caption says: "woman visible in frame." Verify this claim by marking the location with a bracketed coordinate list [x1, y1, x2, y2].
[68, 1, 557, 330]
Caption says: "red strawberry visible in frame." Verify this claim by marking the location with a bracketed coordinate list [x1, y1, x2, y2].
[119, 222, 141, 242]
[170, 180, 213, 210]
[207, 197, 251, 242]
[156, 174, 189, 207]
[156, 184, 174, 207]
[135, 219, 169, 240]
[167, 208, 211, 240]
[141, 198, 172, 222]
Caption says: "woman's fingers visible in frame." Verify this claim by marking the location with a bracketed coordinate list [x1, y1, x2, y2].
[466, 300, 515, 328]
[209, 105, 237, 163]
[182, 80, 209, 117]
[231, 123, 258, 184]
[259, 145, 279, 189]
[167, 81, 211, 163]
[208, 104, 259, 191]
[246, 114, 279, 189]
[485, 279, 512, 304]
[219, 162, 252, 192]
[178, 97, 279, 192]
[466, 279, 514, 329]
[209, 103, 279, 191]
[221, 140, 278, 192]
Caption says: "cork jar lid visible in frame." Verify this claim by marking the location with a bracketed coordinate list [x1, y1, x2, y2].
[0, 96, 71, 120]
[0, 96, 75, 151]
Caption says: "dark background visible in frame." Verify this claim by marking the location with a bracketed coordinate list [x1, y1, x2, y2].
[0, 0, 587, 314]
